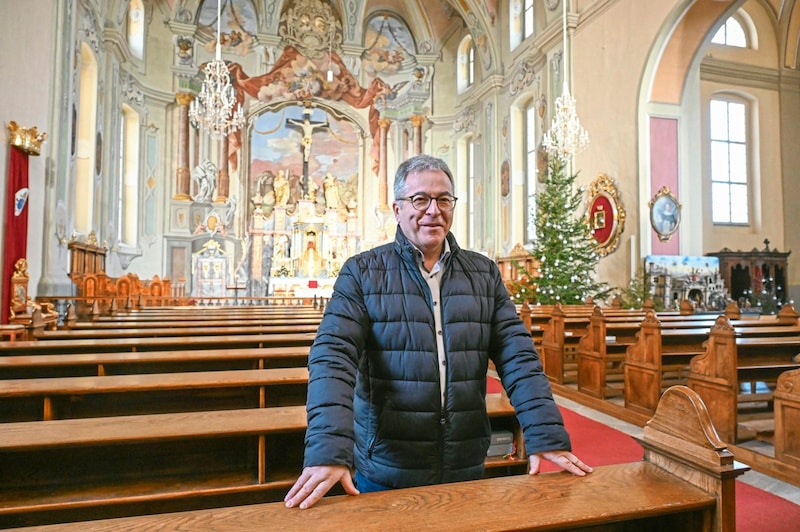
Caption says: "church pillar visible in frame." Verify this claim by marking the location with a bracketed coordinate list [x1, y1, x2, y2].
[217, 135, 229, 202]
[174, 93, 193, 200]
[409, 114, 426, 156]
[193, 122, 199, 169]
[378, 117, 392, 207]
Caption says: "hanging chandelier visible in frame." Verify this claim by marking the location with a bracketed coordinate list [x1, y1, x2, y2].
[542, 0, 589, 161]
[189, 0, 245, 138]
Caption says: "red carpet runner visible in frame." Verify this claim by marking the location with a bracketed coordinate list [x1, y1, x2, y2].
[486, 378, 800, 531]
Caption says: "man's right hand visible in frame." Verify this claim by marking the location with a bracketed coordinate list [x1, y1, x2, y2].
[284, 465, 359, 509]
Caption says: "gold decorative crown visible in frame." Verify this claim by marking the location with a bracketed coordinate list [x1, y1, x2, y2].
[8, 121, 47, 156]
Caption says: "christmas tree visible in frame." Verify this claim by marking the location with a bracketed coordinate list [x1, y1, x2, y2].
[506, 84, 607, 304]
[509, 157, 608, 305]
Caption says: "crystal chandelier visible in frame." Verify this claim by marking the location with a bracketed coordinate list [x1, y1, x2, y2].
[189, 0, 245, 138]
[542, 0, 589, 161]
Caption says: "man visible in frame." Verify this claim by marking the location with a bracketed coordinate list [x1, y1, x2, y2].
[285, 154, 591, 510]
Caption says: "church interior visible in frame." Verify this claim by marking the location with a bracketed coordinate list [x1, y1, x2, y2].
[1, 0, 799, 528]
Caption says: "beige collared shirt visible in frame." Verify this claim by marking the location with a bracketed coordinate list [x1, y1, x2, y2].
[414, 241, 451, 406]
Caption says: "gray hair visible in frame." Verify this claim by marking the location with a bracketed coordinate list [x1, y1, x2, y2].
[393, 154, 455, 197]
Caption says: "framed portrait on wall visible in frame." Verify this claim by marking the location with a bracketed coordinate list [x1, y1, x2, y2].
[585, 173, 625, 256]
[649, 186, 681, 242]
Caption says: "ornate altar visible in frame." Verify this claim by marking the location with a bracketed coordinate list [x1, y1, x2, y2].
[191, 239, 233, 299]
[245, 171, 360, 298]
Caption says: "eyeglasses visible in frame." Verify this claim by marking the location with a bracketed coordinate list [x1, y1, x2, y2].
[397, 193, 458, 212]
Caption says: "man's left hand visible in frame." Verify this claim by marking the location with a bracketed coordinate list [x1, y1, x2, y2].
[528, 450, 593, 476]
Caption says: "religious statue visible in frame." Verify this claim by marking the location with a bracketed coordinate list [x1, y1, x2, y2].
[274, 234, 289, 259]
[300, 231, 322, 278]
[223, 196, 238, 230]
[286, 110, 329, 162]
[308, 177, 319, 202]
[323, 172, 341, 210]
[191, 160, 217, 203]
[273, 170, 290, 207]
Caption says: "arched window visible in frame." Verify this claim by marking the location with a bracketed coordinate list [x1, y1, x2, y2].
[457, 36, 475, 94]
[119, 103, 140, 246]
[525, 100, 538, 242]
[76, 42, 98, 235]
[712, 16, 747, 48]
[710, 97, 750, 225]
[128, 0, 145, 60]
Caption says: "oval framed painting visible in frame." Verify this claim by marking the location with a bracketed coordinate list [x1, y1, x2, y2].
[586, 173, 625, 256]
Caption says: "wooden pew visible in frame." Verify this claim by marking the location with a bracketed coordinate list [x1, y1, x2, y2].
[0, 394, 524, 528]
[539, 301, 719, 385]
[96, 303, 324, 318]
[622, 305, 800, 416]
[540, 304, 589, 384]
[624, 312, 709, 415]
[575, 307, 643, 399]
[0, 346, 310, 379]
[64, 316, 322, 330]
[687, 316, 800, 443]
[774, 368, 800, 468]
[0, 367, 310, 422]
[577, 306, 800, 401]
[33, 323, 320, 341]
[0, 332, 316, 355]
[19, 386, 748, 532]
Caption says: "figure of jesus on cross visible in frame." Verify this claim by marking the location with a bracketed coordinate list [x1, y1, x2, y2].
[286, 107, 329, 163]
[286, 104, 329, 197]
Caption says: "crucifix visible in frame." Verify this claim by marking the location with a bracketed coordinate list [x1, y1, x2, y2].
[286, 106, 329, 196]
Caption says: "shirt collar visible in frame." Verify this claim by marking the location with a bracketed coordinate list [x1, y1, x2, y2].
[412, 239, 451, 272]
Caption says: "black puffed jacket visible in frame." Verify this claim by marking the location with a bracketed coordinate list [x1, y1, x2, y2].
[303, 228, 571, 488]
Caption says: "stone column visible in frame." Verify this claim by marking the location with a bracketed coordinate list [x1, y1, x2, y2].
[193, 123, 200, 170]
[174, 93, 194, 200]
[217, 135, 229, 202]
[409, 114, 426, 156]
[378, 117, 392, 207]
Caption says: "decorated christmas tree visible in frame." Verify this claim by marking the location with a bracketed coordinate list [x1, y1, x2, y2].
[507, 84, 608, 305]
[508, 157, 608, 305]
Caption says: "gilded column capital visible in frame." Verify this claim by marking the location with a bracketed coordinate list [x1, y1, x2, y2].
[409, 114, 427, 128]
[175, 93, 195, 107]
[378, 118, 392, 129]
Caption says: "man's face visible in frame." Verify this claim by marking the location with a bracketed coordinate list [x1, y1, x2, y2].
[392, 169, 454, 256]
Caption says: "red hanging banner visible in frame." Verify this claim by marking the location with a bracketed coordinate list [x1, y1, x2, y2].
[2, 146, 30, 323]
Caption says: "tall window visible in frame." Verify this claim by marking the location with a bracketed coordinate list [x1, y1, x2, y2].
[710, 98, 749, 224]
[76, 43, 98, 235]
[523, 0, 534, 40]
[712, 17, 746, 48]
[525, 102, 538, 242]
[467, 138, 476, 249]
[118, 103, 140, 246]
[128, 0, 145, 60]
[457, 36, 475, 93]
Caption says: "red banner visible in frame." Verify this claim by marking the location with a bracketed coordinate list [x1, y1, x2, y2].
[2, 146, 29, 323]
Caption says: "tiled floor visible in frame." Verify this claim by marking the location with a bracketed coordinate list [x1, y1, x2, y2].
[553, 394, 800, 506]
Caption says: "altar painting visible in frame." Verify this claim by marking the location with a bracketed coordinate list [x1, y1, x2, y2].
[249, 107, 359, 218]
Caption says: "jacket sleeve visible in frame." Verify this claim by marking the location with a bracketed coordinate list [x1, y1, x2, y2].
[488, 268, 572, 455]
[303, 257, 369, 468]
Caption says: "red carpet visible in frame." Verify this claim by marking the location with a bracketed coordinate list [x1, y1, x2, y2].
[487, 377, 800, 530]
